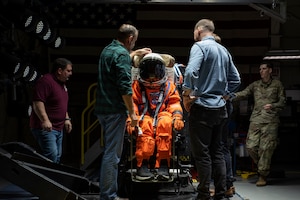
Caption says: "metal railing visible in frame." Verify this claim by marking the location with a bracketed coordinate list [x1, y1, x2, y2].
[80, 82, 99, 165]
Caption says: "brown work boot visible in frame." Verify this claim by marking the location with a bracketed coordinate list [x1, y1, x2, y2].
[209, 188, 215, 196]
[225, 186, 235, 197]
[256, 175, 267, 186]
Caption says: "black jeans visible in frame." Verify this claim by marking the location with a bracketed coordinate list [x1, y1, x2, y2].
[222, 102, 235, 190]
[189, 104, 228, 200]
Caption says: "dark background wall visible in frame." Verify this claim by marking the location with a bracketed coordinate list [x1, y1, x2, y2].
[0, 0, 299, 168]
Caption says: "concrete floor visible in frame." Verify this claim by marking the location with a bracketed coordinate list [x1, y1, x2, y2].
[0, 142, 299, 200]
[1, 163, 299, 200]
[233, 169, 300, 200]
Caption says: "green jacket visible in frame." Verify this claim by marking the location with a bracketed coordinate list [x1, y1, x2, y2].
[234, 78, 286, 123]
[94, 39, 132, 115]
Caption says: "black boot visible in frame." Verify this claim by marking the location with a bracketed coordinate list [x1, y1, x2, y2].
[157, 159, 170, 180]
[136, 160, 154, 181]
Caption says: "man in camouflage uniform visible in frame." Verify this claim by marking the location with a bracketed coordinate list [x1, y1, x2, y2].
[231, 61, 285, 186]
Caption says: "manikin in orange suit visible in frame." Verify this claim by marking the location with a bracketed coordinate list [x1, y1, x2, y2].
[128, 53, 184, 181]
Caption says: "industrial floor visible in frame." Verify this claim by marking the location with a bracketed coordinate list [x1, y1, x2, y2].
[232, 164, 300, 200]
[0, 162, 299, 200]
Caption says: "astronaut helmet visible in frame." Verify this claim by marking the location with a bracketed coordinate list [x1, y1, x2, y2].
[138, 53, 167, 88]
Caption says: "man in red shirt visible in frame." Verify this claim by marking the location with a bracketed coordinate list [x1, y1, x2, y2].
[30, 58, 72, 163]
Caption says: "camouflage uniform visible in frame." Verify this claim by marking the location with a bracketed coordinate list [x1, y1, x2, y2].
[234, 78, 285, 176]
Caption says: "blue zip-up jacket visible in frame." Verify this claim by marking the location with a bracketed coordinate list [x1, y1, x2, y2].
[182, 36, 241, 108]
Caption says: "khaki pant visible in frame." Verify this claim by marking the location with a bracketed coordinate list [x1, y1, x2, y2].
[246, 122, 279, 176]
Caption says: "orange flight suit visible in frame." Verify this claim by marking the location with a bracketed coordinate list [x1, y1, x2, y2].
[131, 79, 183, 168]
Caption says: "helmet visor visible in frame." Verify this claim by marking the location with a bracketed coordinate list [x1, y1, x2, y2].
[139, 60, 165, 82]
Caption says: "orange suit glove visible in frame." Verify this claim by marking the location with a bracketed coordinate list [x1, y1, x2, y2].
[126, 119, 136, 135]
[173, 116, 184, 131]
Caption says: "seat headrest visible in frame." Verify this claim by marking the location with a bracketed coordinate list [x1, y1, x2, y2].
[133, 53, 175, 68]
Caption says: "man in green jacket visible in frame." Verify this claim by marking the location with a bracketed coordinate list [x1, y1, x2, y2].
[231, 61, 285, 186]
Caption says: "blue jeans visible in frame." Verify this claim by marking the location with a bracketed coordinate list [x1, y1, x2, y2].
[189, 104, 227, 200]
[31, 128, 63, 163]
[96, 113, 127, 200]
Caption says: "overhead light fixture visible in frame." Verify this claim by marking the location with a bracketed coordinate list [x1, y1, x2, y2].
[35, 18, 49, 37]
[23, 11, 39, 33]
[0, 52, 22, 75]
[22, 66, 40, 82]
[13, 63, 28, 80]
[27, 105, 32, 117]
[23, 13, 49, 38]
[22, 65, 31, 78]
[13, 62, 22, 75]
[24, 15, 35, 31]
[12, 63, 40, 82]
[263, 50, 300, 60]
[21, 9, 64, 49]
[1, 4, 65, 51]
[53, 36, 65, 49]
[43, 28, 54, 41]
[264, 56, 300, 60]
[27, 70, 39, 82]
[43, 27, 58, 44]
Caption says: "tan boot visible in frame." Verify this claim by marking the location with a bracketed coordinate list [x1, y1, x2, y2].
[225, 186, 235, 197]
[209, 188, 215, 196]
[256, 175, 267, 186]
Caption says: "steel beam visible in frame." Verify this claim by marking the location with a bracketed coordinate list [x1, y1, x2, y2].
[65, 0, 275, 4]
[249, 2, 286, 23]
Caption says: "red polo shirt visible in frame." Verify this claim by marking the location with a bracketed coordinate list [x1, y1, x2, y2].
[30, 73, 69, 131]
